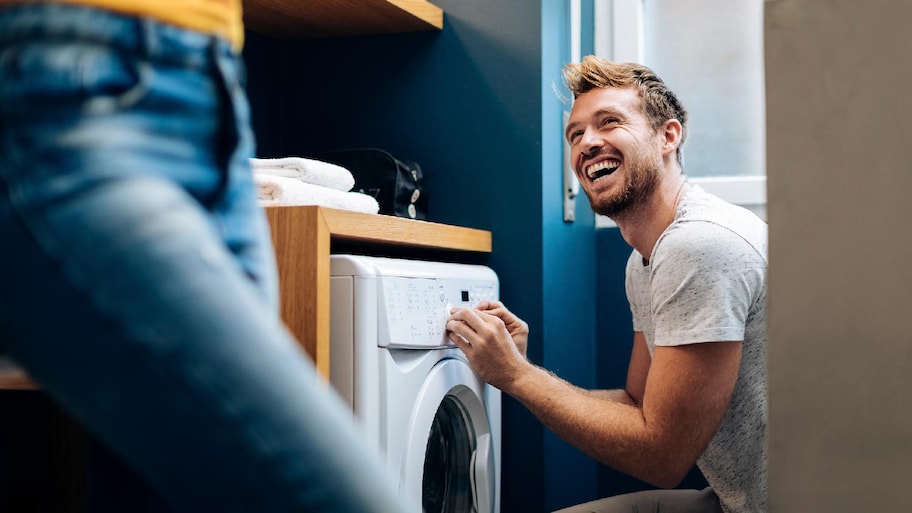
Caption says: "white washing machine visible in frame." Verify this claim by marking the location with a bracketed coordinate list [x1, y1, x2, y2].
[329, 254, 501, 513]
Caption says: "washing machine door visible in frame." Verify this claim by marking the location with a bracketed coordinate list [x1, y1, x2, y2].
[401, 357, 497, 513]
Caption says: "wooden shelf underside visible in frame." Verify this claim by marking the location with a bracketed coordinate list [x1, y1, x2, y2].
[243, 0, 444, 38]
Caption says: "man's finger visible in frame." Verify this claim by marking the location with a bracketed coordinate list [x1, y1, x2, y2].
[446, 317, 476, 342]
[448, 331, 471, 350]
[448, 306, 489, 330]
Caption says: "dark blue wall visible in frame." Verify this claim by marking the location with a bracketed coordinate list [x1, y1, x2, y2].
[594, 227, 650, 497]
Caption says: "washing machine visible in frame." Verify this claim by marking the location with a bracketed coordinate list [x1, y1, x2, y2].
[329, 254, 501, 513]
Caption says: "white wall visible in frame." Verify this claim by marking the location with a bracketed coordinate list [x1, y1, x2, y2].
[766, 1, 912, 510]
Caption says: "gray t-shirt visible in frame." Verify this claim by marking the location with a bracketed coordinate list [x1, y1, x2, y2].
[625, 185, 768, 513]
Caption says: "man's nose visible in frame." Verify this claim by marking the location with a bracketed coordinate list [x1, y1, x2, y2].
[579, 127, 603, 156]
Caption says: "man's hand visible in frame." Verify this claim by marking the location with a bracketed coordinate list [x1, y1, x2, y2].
[446, 306, 529, 391]
[473, 300, 529, 359]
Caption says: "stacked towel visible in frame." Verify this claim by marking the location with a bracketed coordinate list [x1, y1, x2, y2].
[251, 156, 379, 214]
[250, 157, 355, 192]
[255, 175, 380, 214]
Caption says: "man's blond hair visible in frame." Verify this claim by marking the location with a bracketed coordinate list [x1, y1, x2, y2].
[563, 56, 688, 167]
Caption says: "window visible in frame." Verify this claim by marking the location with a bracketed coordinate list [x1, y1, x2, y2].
[593, 0, 766, 226]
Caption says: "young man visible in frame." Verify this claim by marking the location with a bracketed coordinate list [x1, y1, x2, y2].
[447, 56, 768, 513]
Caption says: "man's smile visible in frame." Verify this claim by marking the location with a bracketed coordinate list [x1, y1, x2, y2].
[584, 158, 621, 182]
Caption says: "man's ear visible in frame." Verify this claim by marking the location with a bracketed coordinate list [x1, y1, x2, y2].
[660, 119, 683, 157]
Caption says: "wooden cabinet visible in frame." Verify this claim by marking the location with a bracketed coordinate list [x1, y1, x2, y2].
[243, 0, 443, 38]
[266, 206, 491, 377]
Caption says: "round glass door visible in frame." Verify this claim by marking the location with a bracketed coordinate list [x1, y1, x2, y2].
[401, 358, 497, 513]
[422, 395, 475, 513]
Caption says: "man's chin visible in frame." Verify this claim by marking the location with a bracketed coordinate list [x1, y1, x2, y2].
[589, 194, 630, 218]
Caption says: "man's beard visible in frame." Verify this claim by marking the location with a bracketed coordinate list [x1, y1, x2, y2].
[586, 147, 662, 218]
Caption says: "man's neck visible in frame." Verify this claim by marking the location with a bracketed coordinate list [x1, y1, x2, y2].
[614, 173, 687, 261]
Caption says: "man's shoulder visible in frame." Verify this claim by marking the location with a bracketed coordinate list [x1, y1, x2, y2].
[664, 187, 768, 262]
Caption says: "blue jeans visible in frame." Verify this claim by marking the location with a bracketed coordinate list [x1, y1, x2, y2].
[0, 4, 412, 512]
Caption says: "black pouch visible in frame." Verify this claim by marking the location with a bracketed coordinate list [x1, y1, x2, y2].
[313, 148, 427, 220]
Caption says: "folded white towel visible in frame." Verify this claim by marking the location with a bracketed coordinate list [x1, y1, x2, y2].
[250, 157, 355, 192]
[255, 174, 379, 214]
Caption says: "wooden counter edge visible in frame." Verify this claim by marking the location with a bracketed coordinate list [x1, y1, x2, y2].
[0, 365, 38, 391]
[273, 206, 493, 253]
[265, 206, 331, 377]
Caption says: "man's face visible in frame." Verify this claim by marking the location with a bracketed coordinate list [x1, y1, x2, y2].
[565, 86, 663, 218]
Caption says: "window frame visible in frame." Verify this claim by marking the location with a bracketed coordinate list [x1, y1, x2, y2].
[591, 0, 766, 228]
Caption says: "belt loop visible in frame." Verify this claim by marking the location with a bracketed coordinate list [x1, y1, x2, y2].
[211, 38, 234, 90]
[209, 36, 219, 66]
[139, 17, 157, 60]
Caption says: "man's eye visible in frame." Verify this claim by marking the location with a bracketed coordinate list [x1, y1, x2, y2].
[600, 117, 618, 127]
[568, 131, 583, 144]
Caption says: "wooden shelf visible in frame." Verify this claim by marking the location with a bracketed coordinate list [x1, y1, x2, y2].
[243, 0, 444, 38]
[301, 206, 491, 251]
[266, 206, 491, 377]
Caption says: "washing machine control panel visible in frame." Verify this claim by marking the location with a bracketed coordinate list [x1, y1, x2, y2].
[377, 276, 498, 348]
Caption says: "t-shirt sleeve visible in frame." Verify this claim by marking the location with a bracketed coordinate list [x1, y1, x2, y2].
[649, 221, 766, 347]
[625, 249, 647, 333]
